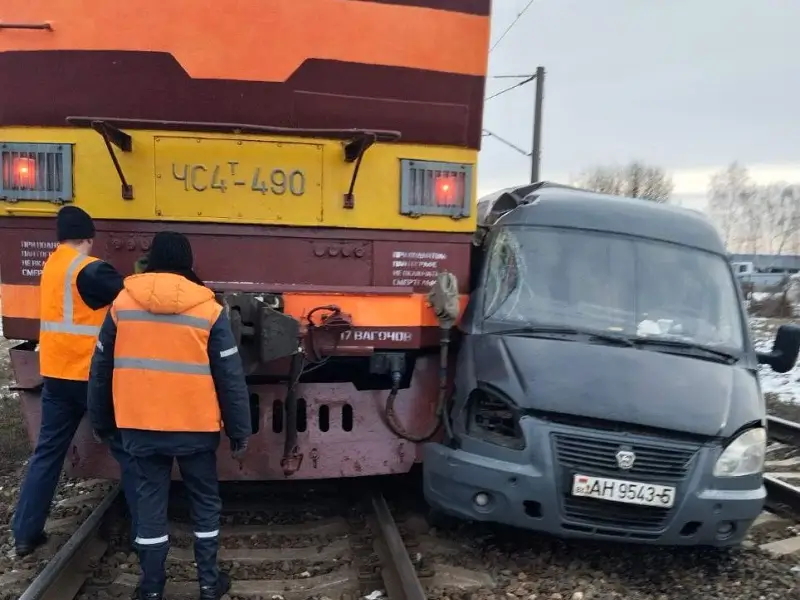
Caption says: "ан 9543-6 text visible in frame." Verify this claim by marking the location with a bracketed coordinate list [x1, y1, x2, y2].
[171, 162, 306, 196]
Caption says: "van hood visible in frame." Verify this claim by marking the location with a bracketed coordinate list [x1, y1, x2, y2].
[470, 334, 762, 438]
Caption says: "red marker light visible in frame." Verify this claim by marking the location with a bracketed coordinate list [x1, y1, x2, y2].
[12, 156, 36, 189]
[434, 175, 458, 206]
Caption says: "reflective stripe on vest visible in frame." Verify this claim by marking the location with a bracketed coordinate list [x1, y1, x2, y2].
[115, 357, 211, 375]
[113, 310, 212, 375]
[39, 254, 102, 337]
[115, 309, 211, 330]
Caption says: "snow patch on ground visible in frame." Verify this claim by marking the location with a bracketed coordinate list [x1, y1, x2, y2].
[751, 292, 773, 302]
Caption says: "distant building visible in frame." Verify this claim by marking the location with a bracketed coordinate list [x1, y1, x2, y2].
[729, 253, 800, 290]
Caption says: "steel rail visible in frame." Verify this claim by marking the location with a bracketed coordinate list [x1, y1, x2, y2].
[370, 492, 427, 600]
[766, 415, 800, 447]
[19, 485, 121, 600]
[764, 474, 800, 513]
[764, 415, 800, 513]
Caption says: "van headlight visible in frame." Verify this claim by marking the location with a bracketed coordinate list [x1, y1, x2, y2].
[713, 428, 766, 477]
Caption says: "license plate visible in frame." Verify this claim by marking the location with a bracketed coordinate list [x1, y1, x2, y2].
[571, 474, 676, 508]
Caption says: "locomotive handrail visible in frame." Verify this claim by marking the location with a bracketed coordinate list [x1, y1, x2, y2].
[66, 116, 402, 143]
[89, 120, 135, 200]
[0, 22, 53, 31]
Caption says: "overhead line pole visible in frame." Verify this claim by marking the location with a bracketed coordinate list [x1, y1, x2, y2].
[483, 66, 546, 183]
[530, 66, 545, 183]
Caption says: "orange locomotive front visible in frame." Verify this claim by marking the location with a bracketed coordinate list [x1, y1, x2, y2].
[0, 1, 492, 480]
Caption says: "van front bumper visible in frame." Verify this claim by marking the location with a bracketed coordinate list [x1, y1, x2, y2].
[423, 431, 765, 546]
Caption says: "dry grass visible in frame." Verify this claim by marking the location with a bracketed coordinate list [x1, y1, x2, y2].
[0, 396, 29, 476]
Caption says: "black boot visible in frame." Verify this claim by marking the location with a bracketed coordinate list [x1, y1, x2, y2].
[138, 592, 162, 600]
[199, 572, 230, 600]
[15, 531, 48, 557]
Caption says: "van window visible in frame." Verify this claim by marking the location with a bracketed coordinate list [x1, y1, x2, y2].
[483, 226, 745, 351]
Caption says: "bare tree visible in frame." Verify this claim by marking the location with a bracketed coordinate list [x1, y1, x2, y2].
[572, 161, 674, 202]
[706, 163, 800, 254]
[765, 183, 800, 255]
[738, 180, 766, 254]
[707, 162, 754, 249]
[573, 165, 623, 196]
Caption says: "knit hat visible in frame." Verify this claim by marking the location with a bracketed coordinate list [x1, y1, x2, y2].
[56, 206, 95, 242]
[146, 231, 194, 272]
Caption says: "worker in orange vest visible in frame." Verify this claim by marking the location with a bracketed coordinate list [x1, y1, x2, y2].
[87, 231, 251, 600]
[12, 206, 139, 557]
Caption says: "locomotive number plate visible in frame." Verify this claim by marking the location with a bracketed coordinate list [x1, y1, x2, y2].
[154, 136, 323, 224]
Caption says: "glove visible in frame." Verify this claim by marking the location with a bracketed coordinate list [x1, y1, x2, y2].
[230, 438, 248, 460]
[134, 253, 149, 274]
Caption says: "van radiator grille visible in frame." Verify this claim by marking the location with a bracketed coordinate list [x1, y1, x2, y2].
[552, 433, 699, 482]
[553, 432, 700, 532]
[562, 496, 671, 530]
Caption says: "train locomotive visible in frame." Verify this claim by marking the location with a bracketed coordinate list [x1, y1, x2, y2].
[0, 0, 492, 480]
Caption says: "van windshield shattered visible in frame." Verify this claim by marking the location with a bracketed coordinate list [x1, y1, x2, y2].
[483, 226, 745, 352]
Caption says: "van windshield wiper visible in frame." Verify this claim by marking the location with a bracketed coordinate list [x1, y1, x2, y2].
[632, 337, 739, 364]
[492, 325, 635, 347]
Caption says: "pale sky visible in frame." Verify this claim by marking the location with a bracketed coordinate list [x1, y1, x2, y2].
[479, 0, 800, 210]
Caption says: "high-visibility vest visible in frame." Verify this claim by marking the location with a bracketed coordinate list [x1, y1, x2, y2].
[39, 244, 107, 381]
[111, 273, 224, 432]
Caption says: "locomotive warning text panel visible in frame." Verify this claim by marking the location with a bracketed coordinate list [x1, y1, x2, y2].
[153, 136, 324, 223]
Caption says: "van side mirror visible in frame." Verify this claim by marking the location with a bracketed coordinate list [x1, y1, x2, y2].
[757, 324, 800, 373]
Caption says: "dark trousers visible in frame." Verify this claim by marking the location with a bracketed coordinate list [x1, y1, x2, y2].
[133, 450, 221, 595]
[12, 378, 140, 544]
[108, 434, 140, 542]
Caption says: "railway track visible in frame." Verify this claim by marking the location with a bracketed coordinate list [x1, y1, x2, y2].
[13, 480, 491, 600]
[12, 484, 122, 600]
[765, 415, 800, 514]
[10, 416, 800, 600]
[744, 415, 800, 556]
